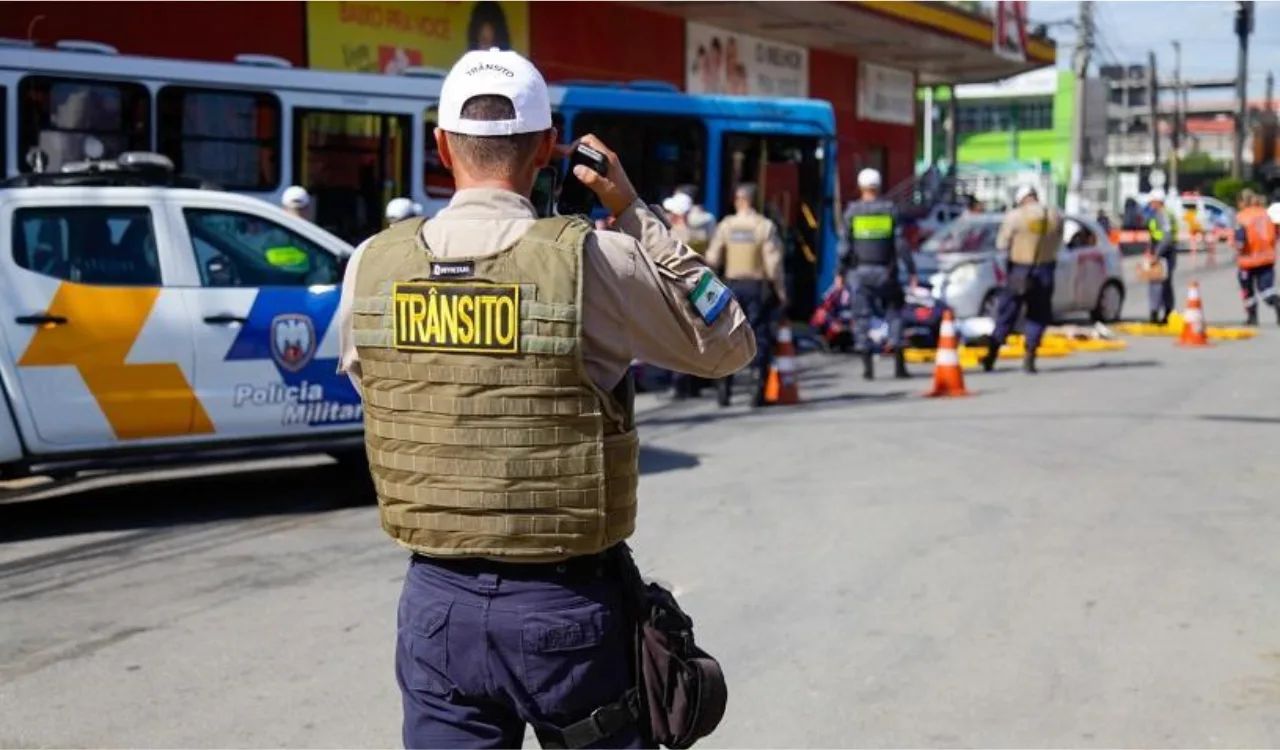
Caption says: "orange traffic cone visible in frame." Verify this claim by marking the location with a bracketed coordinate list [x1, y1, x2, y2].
[763, 322, 800, 405]
[925, 310, 971, 398]
[1177, 281, 1211, 347]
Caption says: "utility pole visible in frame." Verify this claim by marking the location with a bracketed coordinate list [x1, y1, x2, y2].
[1267, 71, 1274, 115]
[1068, 0, 1094, 213]
[1148, 50, 1161, 169]
[1234, 0, 1254, 179]
[1170, 41, 1181, 192]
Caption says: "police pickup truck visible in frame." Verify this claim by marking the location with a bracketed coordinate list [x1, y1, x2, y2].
[0, 151, 367, 479]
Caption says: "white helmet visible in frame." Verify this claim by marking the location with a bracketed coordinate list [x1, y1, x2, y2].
[281, 185, 310, 209]
[662, 192, 693, 217]
[385, 197, 416, 223]
[1014, 184, 1038, 204]
[1267, 202, 1280, 225]
[857, 168, 882, 190]
[1148, 189, 1166, 203]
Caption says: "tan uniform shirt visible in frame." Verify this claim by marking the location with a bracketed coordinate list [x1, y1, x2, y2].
[335, 189, 756, 392]
[704, 209, 784, 292]
[996, 200, 1064, 265]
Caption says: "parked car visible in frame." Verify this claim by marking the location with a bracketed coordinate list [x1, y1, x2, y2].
[0, 152, 365, 479]
[913, 212, 1126, 323]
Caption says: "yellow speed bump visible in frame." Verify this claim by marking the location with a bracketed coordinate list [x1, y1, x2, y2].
[1206, 327, 1258, 340]
[903, 347, 985, 369]
[1042, 333, 1129, 353]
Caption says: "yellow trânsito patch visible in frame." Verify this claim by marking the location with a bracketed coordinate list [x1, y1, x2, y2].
[392, 281, 522, 354]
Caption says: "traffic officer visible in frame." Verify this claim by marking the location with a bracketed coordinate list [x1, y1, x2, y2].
[840, 167, 915, 380]
[333, 48, 754, 749]
[1145, 189, 1178, 324]
[980, 184, 1064, 374]
[704, 183, 786, 407]
[664, 191, 709, 399]
[1234, 189, 1280, 326]
[281, 185, 312, 221]
[676, 183, 717, 253]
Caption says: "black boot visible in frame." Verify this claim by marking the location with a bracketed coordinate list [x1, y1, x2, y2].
[1246, 308, 1259, 327]
[1149, 311, 1160, 324]
[893, 350, 910, 379]
[1023, 352, 1037, 374]
[716, 376, 732, 407]
[1271, 301, 1280, 326]
[981, 344, 999, 373]
[861, 352, 875, 381]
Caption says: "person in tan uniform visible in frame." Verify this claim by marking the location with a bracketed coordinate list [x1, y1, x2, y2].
[333, 48, 752, 749]
[981, 184, 1064, 374]
[663, 190, 716, 399]
[704, 183, 786, 407]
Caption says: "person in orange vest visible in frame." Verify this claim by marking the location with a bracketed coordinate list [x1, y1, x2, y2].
[1234, 189, 1280, 326]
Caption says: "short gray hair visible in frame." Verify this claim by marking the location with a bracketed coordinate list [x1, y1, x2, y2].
[445, 96, 547, 177]
[734, 183, 757, 204]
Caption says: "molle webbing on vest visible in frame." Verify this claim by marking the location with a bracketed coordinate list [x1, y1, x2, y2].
[723, 216, 766, 280]
[350, 215, 640, 560]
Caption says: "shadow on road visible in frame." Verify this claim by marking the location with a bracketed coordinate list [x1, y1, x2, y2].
[982, 358, 1163, 376]
[0, 444, 701, 545]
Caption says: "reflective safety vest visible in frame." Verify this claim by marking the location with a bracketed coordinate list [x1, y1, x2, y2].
[1147, 209, 1175, 248]
[720, 213, 768, 279]
[350, 216, 640, 561]
[1237, 206, 1278, 269]
[846, 199, 896, 267]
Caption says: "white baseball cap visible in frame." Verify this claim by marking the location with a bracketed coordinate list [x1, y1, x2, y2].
[281, 185, 310, 209]
[438, 48, 552, 136]
[385, 197, 415, 222]
[857, 168, 882, 189]
[662, 192, 693, 217]
[1014, 184, 1038, 203]
[1148, 188, 1166, 203]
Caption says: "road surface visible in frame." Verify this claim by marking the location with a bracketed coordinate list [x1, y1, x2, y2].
[3, 259, 1279, 748]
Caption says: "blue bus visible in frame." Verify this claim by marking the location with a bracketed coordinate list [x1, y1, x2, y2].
[547, 81, 840, 317]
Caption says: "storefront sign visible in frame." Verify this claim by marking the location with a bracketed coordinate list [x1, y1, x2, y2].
[306, 1, 529, 74]
[685, 21, 808, 98]
[858, 62, 915, 126]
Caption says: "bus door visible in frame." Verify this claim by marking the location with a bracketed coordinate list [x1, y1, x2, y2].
[293, 108, 410, 244]
[719, 132, 825, 320]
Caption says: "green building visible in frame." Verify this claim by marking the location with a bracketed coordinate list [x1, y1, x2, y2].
[918, 68, 1106, 206]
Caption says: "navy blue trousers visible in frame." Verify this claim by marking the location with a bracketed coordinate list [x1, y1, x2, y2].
[396, 554, 649, 749]
[849, 265, 904, 352]
[991, 262, 1055, 352]
[721, 280, 774, 389]
[1148, 250, 1177, 319]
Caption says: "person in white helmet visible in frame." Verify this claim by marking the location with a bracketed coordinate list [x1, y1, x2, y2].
[840, 167, 915, 380]
[281, 185, 312, 221]
[1145, 189, 1178, 324]
[384, 197, 417, 225]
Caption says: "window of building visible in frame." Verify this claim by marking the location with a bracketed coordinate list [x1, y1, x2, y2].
[18, 76, 151, 173]
[13, 206, 161, 286]
[183, 208, 340, 288]
[566, 113, 705, 205]
[293, 109, 411, 244]
[157, 87, 281, 190]
[1016, 98, 1054, 130]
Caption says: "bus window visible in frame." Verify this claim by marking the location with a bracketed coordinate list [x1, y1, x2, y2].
[294, 109, 411, 244]
[158, 86, 281, 191]
[17, 76, 150, 173]
[567, 113, 704, 206]
[721, 133, 825, 318]
[422, 105, 454, 200]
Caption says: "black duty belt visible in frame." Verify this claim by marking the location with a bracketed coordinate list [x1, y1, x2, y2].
[410, 547, 615, 581]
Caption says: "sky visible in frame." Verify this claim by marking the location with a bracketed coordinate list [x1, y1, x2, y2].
[1027, 0, 1280, 102]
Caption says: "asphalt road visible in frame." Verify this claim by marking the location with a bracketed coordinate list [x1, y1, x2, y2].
[3, 258, 1280, 749]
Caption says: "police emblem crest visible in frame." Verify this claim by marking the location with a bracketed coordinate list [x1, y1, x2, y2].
[270, 313, 316, 372]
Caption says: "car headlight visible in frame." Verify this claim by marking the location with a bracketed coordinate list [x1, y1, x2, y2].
[947, 262, 979, 286]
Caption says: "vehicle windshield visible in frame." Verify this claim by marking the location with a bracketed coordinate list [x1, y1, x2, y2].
[920, 216, 999, 254]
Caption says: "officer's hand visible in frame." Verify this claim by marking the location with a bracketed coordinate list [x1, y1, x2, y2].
[558, 135, 641, 217]
[833, 273, 846, 289]
[908, 275, 918, 289]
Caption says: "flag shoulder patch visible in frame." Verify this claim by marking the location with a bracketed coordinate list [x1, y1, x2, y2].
[688, 271, 731, 325]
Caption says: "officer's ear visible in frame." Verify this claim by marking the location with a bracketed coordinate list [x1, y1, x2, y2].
[533, 127, 559, 168]
[434, 127, 454, 172]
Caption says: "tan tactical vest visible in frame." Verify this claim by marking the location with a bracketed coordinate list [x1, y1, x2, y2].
[721, 214, 766, 279]
[349, 216, 640, 561]
[1007, 202, 1063, 265]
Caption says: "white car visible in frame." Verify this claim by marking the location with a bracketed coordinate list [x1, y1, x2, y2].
[914, 212, 1127, 323]
[0, 152, 367, 479]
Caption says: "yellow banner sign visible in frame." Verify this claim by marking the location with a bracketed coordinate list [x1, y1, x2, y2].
[306, 1, 529, 74]
[393, 282, 521, 354]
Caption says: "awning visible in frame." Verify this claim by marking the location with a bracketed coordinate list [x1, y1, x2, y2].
[628, 0, 1056, 86]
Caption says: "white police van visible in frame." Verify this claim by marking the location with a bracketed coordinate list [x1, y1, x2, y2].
[0, 147, 366, 479]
